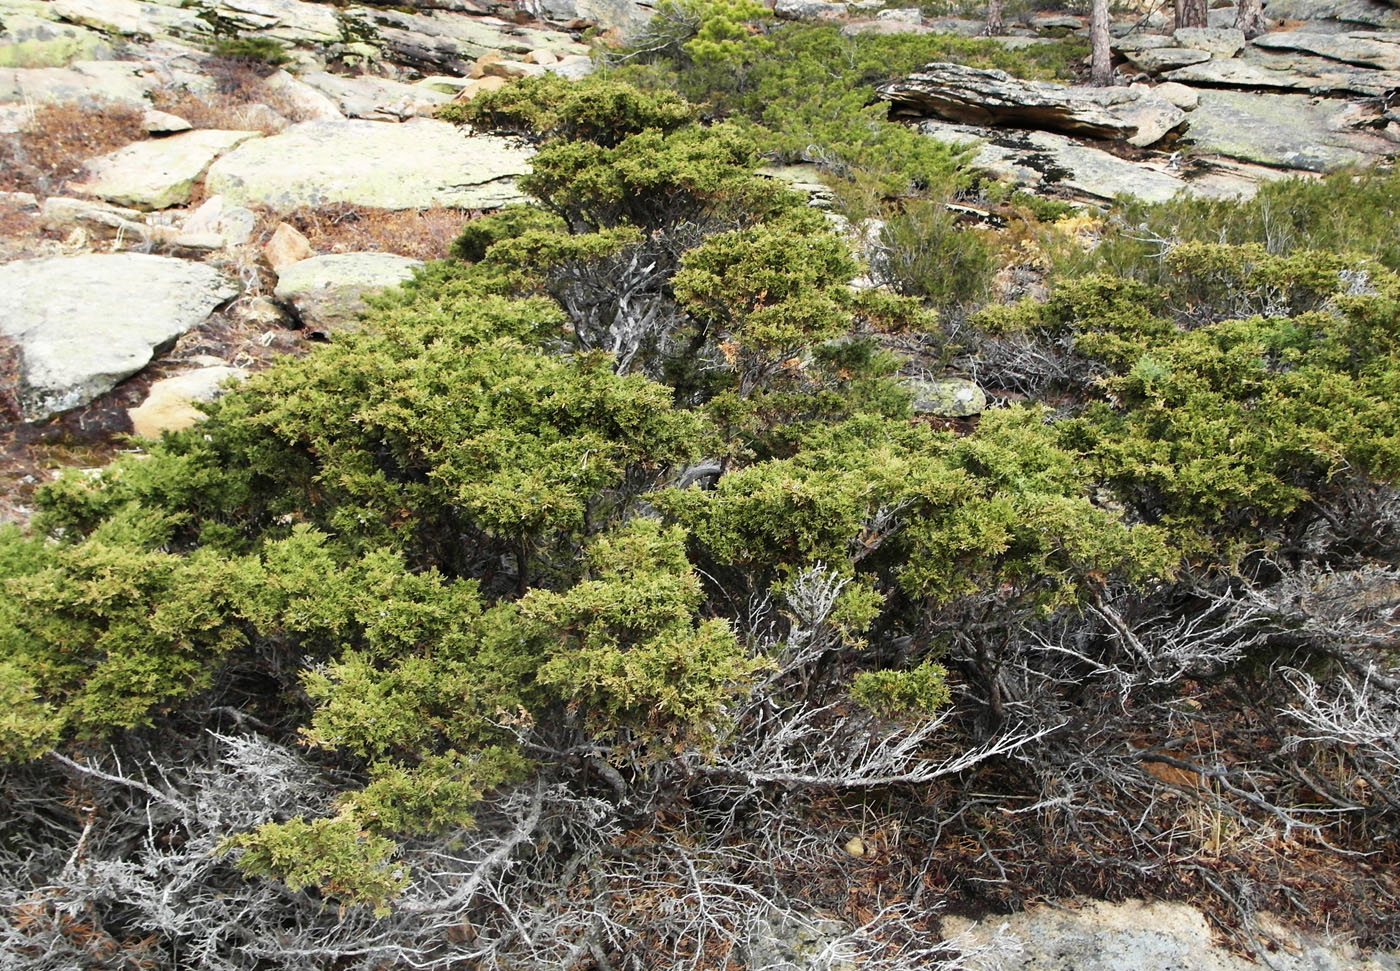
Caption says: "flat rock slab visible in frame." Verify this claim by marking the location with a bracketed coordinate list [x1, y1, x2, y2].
[204, 118, 532, 211]
[1184, 89, 1391, 170]
[1263, 0, 1400, 28]
[1166, 48, 1400, 95]
[944, 898, 1400, 970]
[274, 252, 423, 332]
[0, 59, 156, 104]
[0, 253, 238, 419]
[880, 63, 1139, 140]
[919, 120, 1191, 203]
[72, 129, 262, 210]
[1123, 46, 1212, 73]
[1251, 29, 1400, 70]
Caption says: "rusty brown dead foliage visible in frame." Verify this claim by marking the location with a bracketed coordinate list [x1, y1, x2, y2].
[0, 102, 147, 197]
[267, 203, 474, 261]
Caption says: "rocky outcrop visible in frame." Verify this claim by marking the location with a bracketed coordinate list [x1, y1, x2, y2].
[919, 120, 1194, 203]
[0, 254, 237, 419]
[879, 64, 1139, 140]
[72, 129, 262, 210]
[522, 0, 652, 33]
[204, 119, 533, 210]
[296, 70, 448, 120]
[274, 252, 423, 333]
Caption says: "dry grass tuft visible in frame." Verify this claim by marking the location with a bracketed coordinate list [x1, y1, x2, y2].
[269, 203, 475, 261]
[0, 102, 146, 197]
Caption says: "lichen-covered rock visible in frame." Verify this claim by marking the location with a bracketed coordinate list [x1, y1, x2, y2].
[0, 13, 110, 67]
[1184, 88, 1392, 171]
[0, 254, 238, 419]
[274, 252, 423, 333]
[1173, 26, 1246, 56]
[1252, 29, 1400, 70]
[774, 0, 850, 19]
[204, 119, 532, 211]
[904, 376, 988, 417]
[72, 129, 262, 210]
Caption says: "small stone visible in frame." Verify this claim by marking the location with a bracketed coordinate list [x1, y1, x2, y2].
[452, 76, 509, 101]
[170, 232, 225, 251]
[72, 129, 262, 211]
[1173, 26, 1246, 57]
[1147, 80, 1200, 110]
[416, 75, 473, 95]
[129, 366, 249, 438]
[39, 195, 149, 241]
[263, 222, 315, 272]
[523, 48, 559, 64]
[905, 376, 988, 417]
[0, 253, 238, 419]
[1123, 47, 1213, 74]
[774, 0, 849, 19]
[236, 295, 289, 329]
[143, 108, 192, 134]
[844, 836, 867, 857]
[470, 50, 502, 79]
[478, 59, 541, 79]
[274, 252, 424, 334]
[545, 53, 595, 79]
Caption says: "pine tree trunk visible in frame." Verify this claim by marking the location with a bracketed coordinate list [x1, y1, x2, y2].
[984, 0, 1005, 35]
[1234, 0, 1268, 37]
[1175, 0, 1208, 29]
[1090, 0, 1113, 86]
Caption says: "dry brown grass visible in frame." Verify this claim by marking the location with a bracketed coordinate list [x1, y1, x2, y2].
[149, 56, 320, 135]
[0, 102, 146, 197]
[0, 335, 23, 426]
[268, 203, 474, 261]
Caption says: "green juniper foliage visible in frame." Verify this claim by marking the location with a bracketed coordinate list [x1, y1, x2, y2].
[4, 66, 1400, 933]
